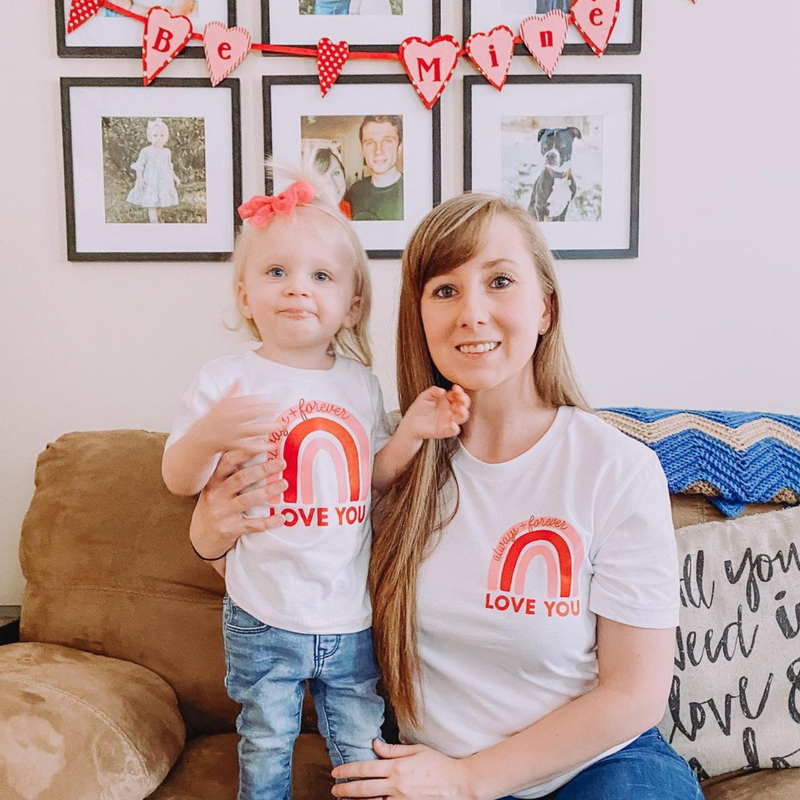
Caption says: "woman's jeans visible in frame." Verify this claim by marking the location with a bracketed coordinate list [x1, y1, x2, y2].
[314, 0, 352, 14]
[223, 596, 384, 800]
[494, 728, 704, 799]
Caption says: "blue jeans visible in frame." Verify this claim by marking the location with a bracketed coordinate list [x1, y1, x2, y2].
[315, 0, 351, 14]
[223, 596, 384, 800]
[494, 728, 704, 799]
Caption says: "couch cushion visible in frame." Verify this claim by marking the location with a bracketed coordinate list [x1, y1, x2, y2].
[658, 506, 800, 779]
[19, 431, 236, 737]
[0, 643, 184, 800]
[146, 732, 334, 800]
[703, 768, 800, 799]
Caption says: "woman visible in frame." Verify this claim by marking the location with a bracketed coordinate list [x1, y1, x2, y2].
[190, 194, 703, 800]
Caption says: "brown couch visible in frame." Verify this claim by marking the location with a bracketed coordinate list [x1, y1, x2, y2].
[1, 430, 798, 799]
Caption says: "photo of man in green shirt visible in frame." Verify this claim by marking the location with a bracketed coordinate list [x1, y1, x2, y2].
[344, 115, 404, 221]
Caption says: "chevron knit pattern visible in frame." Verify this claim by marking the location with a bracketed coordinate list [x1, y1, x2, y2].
[597, 408, 800, 517]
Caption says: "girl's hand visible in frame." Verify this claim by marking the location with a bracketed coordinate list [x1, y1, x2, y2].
[174, 174, 181, 187]
[331, 740, 478, 800]
[195, 381, 282, 455]
[399, 385, 470, 442]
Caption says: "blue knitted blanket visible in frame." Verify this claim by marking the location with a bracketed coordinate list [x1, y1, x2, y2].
[597, 408, 800, 517]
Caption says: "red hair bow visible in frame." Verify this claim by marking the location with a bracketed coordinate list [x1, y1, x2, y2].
[238, 182, 316, 228]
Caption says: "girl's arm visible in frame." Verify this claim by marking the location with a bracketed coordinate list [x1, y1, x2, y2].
[372, 385, 469, 493]
[161, 422, 223, 497]
[332, 619, 675, 799]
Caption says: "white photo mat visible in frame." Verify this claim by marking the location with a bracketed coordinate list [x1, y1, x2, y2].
[466, 76, 639, 258]
[265, 77, 438, 258]
[264, 0, 437, 46]
[65, 81, 237, 258]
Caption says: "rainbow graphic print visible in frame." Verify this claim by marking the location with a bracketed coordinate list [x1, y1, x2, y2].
[265, 398, 371, 529]
[485, 516, 584, 618]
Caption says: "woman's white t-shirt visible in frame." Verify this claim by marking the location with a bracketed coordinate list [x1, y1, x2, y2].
[165, 352, 391, 635]
[405, 406, 679, 798]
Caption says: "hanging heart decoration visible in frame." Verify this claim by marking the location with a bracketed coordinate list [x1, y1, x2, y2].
[204, 22, 251, 87]
[570, 0, 621, 57]
[143, 7, 193, 86]
[465, 26, 515, 91]
[67, 0, 101, 33]
[317, 38, 350, 97]
[519, 12, 570, 78]
[398, 35, 461, 110]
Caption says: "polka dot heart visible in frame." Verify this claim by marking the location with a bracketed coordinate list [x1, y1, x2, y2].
[67, 0, 101, 33]
[316, 38, 350, 97]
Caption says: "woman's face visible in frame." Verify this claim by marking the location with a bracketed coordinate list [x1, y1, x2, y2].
[322, 156, 347, 202]
[420, 214, 552, 393]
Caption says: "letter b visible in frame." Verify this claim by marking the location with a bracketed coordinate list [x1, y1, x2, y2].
[153, 27, 174, 53]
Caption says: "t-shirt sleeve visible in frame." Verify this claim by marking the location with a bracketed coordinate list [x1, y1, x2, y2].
[588, 453, 680, 629]
[369, 374, 393, 454]
[164, 366, 225, 452]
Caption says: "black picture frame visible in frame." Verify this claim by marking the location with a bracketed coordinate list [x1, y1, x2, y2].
[261, 0, 441, 53]
[262, 74, 441, 260]
[55, 0, 237, 58]
[464, 74, 641, 260]
[463, 0, 643, 57]
[61, 77, 242, 262]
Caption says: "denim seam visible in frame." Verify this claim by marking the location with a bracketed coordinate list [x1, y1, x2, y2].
[315, 681, 345, 768]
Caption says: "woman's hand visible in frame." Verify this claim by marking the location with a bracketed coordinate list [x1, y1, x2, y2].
[399, 385, 470, 442]
[331, 740, 478, 800]
[189, 449, 287, 559]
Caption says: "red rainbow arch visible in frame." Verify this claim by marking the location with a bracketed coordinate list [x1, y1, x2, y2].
[501, 531, 572, 597]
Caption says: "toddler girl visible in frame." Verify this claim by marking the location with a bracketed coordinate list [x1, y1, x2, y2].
[161, 175, 468, 799]
[127, 118, 181, 224]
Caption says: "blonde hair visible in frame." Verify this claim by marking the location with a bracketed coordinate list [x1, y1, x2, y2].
[147, 118, 169, 142]
[369, 193, 590, 730]
[231, 164, 373, 368]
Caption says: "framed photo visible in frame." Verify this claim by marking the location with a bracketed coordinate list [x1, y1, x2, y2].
[262, 0, 441, 51]
[61, 77, 242, 262]
[55, 0, 236, 58]
[465, 75, 641, 260]
[263, 75, 441, 260]
[464, 0, 642, 57]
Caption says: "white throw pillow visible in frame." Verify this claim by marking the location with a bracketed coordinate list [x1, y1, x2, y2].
[658, 505, 800, 779]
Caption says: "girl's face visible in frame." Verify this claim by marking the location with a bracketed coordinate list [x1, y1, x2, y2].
[420, 214, 551, 394]
[322, 157, 347, 203]
[237, 208, 361, 365]
[149, 127, 169, 147]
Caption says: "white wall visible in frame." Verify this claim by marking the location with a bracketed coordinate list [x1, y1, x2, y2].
[2, 1, 798, 604]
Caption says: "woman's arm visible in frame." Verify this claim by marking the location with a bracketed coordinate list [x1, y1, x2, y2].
[331, 619, 675, 800]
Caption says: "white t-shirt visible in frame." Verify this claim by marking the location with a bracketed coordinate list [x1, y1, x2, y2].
[406, 406, 679, 798]
[165, 352, 392, 635]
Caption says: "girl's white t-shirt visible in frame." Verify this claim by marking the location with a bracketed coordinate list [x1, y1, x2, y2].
[405, 406, 679, 798]
[165, 352, 391, 634]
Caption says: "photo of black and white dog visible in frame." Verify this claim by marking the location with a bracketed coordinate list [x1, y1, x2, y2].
[501, 115, 602, 225]
[528, 127, 581, 222]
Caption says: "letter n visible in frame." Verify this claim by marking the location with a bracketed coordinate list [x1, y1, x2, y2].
[418, 57, 442, 83]
[540, 30, 554, 48]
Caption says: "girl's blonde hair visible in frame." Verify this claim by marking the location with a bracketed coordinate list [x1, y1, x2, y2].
[231, 164, 373, 368]
[369, 193, 590, 731]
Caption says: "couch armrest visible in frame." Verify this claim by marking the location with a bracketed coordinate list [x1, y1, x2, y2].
[0, 643, 186, 800]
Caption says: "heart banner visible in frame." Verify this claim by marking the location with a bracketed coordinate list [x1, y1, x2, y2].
[317, 38, 350, 97]
[143, 7, 193, 86]
[204, 22, 251, 87]
[570, 0, 621, 57]
[67, 0, 101, 33]
[398, 35, 461, 110]
[465, 25, 515, 91]
[520, 12, 570, 78]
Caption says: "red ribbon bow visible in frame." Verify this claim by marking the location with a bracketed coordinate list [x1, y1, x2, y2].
[238, 182, 316, 227]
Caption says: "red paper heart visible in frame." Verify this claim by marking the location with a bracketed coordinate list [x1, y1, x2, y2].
[317, 38, 350, 97]
[67, 0, 100, 33]
[520, 12, 570, 78]
[399, 35, 461, 110]
[204, 22, 251, 87]
[143, 7, 193, 87]
[570, 0, 621, 57]
[465, 26, 515, 91]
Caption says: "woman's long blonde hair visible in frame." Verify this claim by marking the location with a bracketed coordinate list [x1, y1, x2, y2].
[369, 194, 590, 730]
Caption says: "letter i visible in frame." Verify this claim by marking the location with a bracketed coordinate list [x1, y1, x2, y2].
[488, 44, 499, 68]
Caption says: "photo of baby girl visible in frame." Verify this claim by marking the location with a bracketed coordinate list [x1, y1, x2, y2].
[101, 116, 207, 225]
[100, 0, 200, 18]
[299, 0, 402, 15]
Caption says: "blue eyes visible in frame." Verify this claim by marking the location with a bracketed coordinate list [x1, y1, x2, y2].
[267, 267, 285, 278]
[264, 267, 331, 282]
[432, 274, 514, 298]
[313, 271, 331, 282]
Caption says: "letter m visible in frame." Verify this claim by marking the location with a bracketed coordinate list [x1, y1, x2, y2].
[417, 57, 441, 83]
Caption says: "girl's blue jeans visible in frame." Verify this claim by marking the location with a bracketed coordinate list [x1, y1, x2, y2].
[314, 0, 352, 14]
[495, 727, 704, 799]
[223, 596, 384, 800]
